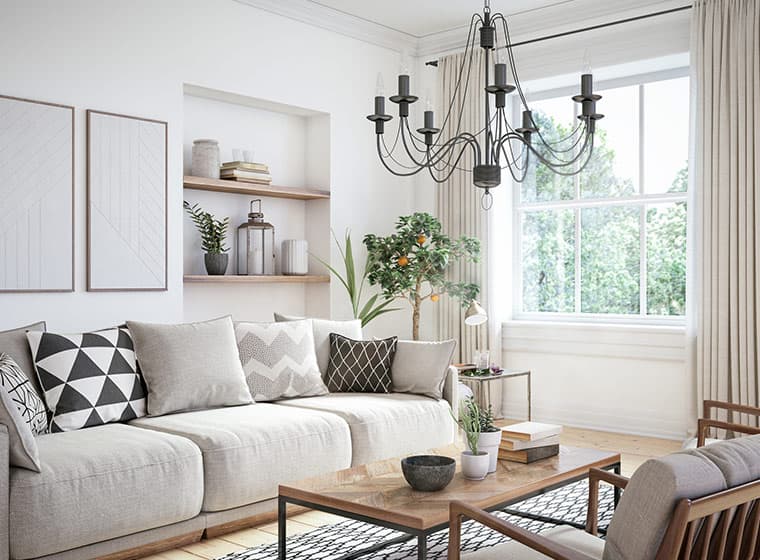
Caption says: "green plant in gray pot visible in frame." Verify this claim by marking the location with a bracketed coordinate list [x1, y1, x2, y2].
[452, 398, 490, 480]
[183, 201, 230, 275]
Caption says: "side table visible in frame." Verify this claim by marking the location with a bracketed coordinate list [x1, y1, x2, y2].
[458, 369, 531, 420]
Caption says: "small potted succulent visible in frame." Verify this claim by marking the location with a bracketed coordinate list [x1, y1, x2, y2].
[453, 398, 490, 480]
[476, 403, 502, 473]
[183, 201, 231, 275]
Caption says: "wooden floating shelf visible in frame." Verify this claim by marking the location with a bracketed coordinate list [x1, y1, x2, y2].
[184, 274, 330, 284]
[183, 175, 330, 200]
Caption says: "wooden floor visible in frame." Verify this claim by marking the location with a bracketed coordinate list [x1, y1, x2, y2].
[146, 425, 682, 560]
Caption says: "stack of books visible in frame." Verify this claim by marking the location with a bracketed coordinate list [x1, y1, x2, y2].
[220, 161, 272, 185]
[498, 421, 562, 463]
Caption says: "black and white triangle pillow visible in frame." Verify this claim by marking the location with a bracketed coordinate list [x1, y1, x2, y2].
[26, 328, 146, 432]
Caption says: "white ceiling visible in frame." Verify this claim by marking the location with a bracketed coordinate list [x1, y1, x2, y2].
[308, 0, 567, 38]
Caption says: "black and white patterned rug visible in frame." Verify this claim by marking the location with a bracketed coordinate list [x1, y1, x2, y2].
[218, 479, 615, 560]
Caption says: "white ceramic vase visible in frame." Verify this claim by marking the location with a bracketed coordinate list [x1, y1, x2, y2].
[281, 240, 308, 275]
[191, 139, 220, 179]
[461, 451, 490, 480]
[477, 431, 502, 473]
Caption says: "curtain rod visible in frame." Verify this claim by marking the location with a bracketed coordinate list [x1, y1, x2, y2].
[425, 4, 692, 67]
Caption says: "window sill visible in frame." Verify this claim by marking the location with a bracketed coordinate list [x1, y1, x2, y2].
[502, 319, 687, 362]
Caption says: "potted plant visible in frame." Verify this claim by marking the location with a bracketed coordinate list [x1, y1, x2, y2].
[453, 398, 490, 480]
[313, 231, 400, 327]
[183, 201, 230, 275]
[363, 213, 480, 340]
[476, 403, 502, 473]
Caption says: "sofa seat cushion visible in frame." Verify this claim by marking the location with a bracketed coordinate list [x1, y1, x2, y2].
[9, 423, 203, 560]
[278, 393, 455, 466]
[130, 404, 352, 511]
[464, 525, 605, 559]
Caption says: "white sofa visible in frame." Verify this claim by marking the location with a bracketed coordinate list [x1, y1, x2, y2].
[3, 369, 458, 560]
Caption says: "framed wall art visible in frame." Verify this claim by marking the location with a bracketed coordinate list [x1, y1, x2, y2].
[0, 95, 75, 292]
[86, 110, 167, 291]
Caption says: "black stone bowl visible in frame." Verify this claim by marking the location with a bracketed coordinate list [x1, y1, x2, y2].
[401, 455, 456, 492]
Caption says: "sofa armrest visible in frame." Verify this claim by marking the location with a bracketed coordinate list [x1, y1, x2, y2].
[443, 366, 459, 421]
[0, 425, 9, 560]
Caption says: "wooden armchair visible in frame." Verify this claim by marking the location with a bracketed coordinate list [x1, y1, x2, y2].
[448, 435, 760, 560]
[696, 399, 760, 446]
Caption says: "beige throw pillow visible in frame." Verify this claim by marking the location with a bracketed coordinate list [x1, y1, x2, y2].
[273, 314, 362, 376]
[127, 316, 253, 416]
[391, 339, 456, 399]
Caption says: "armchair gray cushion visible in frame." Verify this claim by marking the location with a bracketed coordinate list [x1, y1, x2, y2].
[0, 321, 45, 396]
[603, 443, 729, 560]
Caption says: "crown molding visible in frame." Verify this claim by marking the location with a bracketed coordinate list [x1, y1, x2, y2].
[233, 0, 419, 54]
[234, 0, 689, 61]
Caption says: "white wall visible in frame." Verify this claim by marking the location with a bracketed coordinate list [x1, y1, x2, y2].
[0, 0, 413, 338]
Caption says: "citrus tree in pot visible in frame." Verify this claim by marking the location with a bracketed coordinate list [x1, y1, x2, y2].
[183, 201, 230, 275]
[363, 213, 480, 340]
[453, 398, 491, 480]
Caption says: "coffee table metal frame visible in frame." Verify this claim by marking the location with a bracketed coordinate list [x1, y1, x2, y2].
[278, 460, 621, 560]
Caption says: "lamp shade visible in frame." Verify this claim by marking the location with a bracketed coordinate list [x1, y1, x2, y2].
[464, 301, 488, 326]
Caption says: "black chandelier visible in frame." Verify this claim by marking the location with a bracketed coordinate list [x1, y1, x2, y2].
[367, 0, 605, 209]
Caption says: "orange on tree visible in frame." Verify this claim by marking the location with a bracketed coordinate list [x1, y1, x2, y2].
[431, 294, 439, 302]
[417, 234, 427, 245]
[397, 255, 409, 267]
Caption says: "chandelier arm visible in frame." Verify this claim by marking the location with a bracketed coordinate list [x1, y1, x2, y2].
[381, 134, 432, 170]
[403, 118, 430, 154]
[498, 132, 528, 171]
[427, 132, 481, 167]
[426, 142, 476, 184]
[535, 125, 594, 167]
[399, 120, 433, 167]
[431, 13, 482, 147]
[500, 141, 530, 183]
[376, 135, 429, 177]
[525, 133, 596, 176]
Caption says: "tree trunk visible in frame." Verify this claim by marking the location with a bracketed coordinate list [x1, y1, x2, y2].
[412, 278, 422, 340]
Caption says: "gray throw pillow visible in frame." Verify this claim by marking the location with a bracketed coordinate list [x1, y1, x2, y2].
[274, 313, 362, 376]
[235, 320, 327, 401]
[0, 321, 46, 397]
[392, 339, 456, 399]
[127, 316, 253, 416]
[0, 354, 42, 471]
[326, 334, 397, 393]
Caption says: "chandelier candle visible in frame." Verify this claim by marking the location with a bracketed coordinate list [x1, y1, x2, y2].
[367, 0, 605, 209]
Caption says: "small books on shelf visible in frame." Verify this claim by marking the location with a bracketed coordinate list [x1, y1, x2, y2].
[220, 161, 272, 184]
[499, 422, 563, 463]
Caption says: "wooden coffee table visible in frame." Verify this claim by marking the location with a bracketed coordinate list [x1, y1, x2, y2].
[278, 445, 621, 560]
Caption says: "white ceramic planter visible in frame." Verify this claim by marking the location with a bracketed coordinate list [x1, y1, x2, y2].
[281, 239, 308, 275]
[477, 430, 502, 473]
[461, 451, 490, 480]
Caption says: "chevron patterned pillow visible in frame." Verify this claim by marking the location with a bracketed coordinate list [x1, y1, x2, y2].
[326, 334, 398, 393]
[236, 320, 328, 401]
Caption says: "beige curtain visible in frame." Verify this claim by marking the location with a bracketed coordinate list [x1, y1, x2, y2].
[693, 0, 760, 421]
[436, 50, 497, 364]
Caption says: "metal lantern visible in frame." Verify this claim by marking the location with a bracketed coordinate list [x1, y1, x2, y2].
[237, 199, 275, 275]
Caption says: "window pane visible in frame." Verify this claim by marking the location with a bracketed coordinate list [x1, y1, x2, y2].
[580, 206, 640, 313]
[647, 202, 687, 315]
[643, 77, 689, 193]
[580, 85, 638, 199]
[521, 209, 575, 312]
[520, 97, 575, 203]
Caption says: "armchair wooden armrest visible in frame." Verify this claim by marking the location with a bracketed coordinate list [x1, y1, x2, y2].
[697, 417, 760, 446]
[585, 468, 629, 536]
[448, 501, 598, 560]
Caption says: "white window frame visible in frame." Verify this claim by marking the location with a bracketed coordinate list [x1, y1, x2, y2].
[512, 67, 689, 326]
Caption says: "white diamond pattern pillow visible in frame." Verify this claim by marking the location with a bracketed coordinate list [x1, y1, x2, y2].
[26, 328, 146, 432]
[326, 334, 397, 393]
[236, 320, 328, 401]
